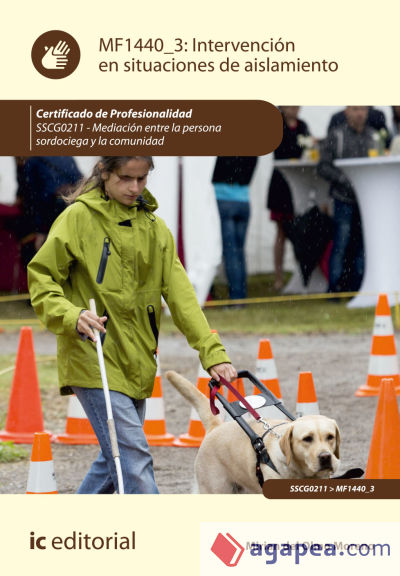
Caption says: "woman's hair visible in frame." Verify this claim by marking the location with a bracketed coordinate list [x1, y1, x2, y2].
[63, 156, 154, 204]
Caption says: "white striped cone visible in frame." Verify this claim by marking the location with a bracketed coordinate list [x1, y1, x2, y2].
[143, 354, 175, 446]
[296, 372, 320, 418]
[54, 395, 98, 445]
[26, 432, 57, 494]
[255, 339, 285, 419]
[174, 362, 224, 447]
[356, 294, 400, 396]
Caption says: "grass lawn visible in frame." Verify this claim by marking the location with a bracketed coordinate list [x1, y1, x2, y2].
[204, 300, 374, 334]
[166, 273, 377, 334]
[0, 273, 379, 335]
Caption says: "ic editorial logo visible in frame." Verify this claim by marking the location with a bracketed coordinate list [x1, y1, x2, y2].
[31, 30, 80, 79]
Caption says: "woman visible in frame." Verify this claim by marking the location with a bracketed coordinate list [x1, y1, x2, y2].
[28, 156, 236, 494]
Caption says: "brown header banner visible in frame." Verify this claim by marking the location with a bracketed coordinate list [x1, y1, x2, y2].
[0, 100, 282, 156]
[263, 479, 400, 499]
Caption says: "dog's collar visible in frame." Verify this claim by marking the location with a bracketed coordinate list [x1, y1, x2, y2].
[260, 419, 287, 439]
[254, 421, 289, 487]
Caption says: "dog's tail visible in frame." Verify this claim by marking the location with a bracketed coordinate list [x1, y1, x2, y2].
[165, 370, 222, 433]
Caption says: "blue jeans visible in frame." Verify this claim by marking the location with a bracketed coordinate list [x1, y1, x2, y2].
[329, 199, 364, 293]
[217, 200, 250, 300]
[72, 387, 159, 494]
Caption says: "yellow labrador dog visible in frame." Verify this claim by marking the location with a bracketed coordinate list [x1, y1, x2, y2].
[166, 370, 340, 494]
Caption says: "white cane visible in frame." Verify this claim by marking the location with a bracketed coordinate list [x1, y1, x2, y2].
[89, 298, 124, 494]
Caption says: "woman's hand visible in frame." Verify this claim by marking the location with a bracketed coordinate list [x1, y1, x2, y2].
[209, 362, 237, 383]
[77, 310, 107, 342]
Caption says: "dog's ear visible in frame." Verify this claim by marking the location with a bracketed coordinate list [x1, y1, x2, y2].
[334, 423, 341, 459]
[279, 425, 294, 466]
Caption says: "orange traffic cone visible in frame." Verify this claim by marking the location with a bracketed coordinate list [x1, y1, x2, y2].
[173, 361, 222, 447]
[227, 377, 246, 401]
[356, 293, 400, 397]
[26, 432, 58, 494]
[365, 378, 400, 478]
[254, 339, 281, 398]
[174, 330, 225, 447]
[54, 395, 98, 445]
[144, 353, 175, 446]
[296, 372, 320, 417]
[0, 327, 50, 444]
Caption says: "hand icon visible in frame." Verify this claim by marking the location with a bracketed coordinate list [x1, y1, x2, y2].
[41, 40, 70, 70]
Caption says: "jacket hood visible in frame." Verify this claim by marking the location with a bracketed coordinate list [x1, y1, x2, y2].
[75, 186, 158, 222]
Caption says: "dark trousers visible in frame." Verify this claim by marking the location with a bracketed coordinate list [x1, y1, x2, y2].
[329, 198, 364, 292]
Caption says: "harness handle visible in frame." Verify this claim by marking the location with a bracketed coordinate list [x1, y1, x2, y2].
[209, 382, 221, 415]
[209, 375, 262, 421]
[238, 370, 296, 421]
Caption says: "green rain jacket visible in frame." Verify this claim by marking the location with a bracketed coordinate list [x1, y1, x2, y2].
[28, 187, 230, 398]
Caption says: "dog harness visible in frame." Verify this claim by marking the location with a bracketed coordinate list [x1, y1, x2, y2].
[209, 373, 294, 487]
[208, 372, 364, 487]
[253, 421, 290, 486]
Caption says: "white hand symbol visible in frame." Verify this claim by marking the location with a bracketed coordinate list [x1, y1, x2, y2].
[41, 40, 70, 70]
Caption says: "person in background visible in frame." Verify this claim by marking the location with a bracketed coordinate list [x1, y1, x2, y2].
[391, 106, 400, 136]
[212, 156, 258, 301]
[21, 156, 82, 258]
[388, 107, 400, 155]
[328, 106, 391, 149]
[13, 156, 36, 269]
[318, 106, 379, 293]
[267, 106, 311, 291]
